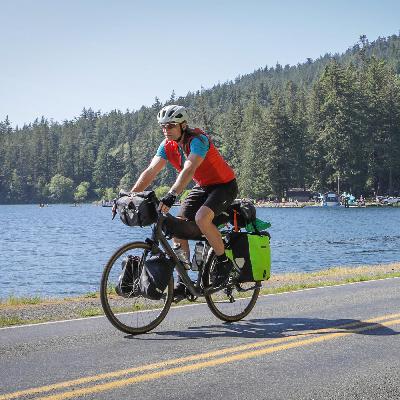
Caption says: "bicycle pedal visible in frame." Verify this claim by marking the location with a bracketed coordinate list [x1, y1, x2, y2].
[186, 294, 198, 302]
[173, 294, 186, 303]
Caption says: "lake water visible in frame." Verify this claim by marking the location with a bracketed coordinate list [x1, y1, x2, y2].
[0, 204, 399, 298]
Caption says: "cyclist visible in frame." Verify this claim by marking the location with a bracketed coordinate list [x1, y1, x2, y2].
[130, 104, 238, 299]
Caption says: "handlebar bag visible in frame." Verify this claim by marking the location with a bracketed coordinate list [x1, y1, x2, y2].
[117, 191, 158, 227]
[225, 231, 271, 282]
[139, 255, 174, 300]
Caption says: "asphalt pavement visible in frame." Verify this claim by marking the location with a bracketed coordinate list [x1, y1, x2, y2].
[0, 278, 399, 400]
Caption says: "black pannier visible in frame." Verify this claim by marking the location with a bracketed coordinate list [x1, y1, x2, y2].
[115, 255, 141, 297]
[230, 199, 256, 227]
[139, 255, 175, 300]
[116, 191, 158, 227]
[213, 199, 257, 228]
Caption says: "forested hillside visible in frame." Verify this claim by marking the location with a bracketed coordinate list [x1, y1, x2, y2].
[1, 34, 400, 204]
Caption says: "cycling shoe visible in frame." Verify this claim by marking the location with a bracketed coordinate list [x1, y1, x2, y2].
[212, 258, 234, 287]
[173, 282, 187, 303]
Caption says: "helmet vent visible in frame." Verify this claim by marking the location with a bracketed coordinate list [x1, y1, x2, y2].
[157, 105, 187, 124]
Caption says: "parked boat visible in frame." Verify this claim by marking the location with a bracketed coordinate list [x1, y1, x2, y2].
[321, 192, 341, 207]
[340, 192, 357, 207]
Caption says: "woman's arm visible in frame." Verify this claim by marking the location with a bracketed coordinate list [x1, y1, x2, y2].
[170, 153, 204, 195]
[131, 156, 166, 192]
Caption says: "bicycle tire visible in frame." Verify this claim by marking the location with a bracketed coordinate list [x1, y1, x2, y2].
[203, 251, 260, 322]
[100, 241, 173, 335]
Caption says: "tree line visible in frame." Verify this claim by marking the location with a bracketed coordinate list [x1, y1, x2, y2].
[1, 34, 400, 204]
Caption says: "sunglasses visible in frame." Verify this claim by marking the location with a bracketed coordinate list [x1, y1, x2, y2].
[160, 123, 178, 130]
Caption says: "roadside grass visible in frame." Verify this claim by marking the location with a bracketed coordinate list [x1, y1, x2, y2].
[0, 316, 26, 327]
[1, 264, 399, 328]
[78, 308, 103, 318]
[83, 292, 98, 299]
[0, 316, 50, 328]
[0, 295, 85, 308]
[0, 295, 42, 306]
[259, 270, 400, 296]
[272, 265, 400, 280]
[77, 301, 169, 318]
[2, 268, 400, 309]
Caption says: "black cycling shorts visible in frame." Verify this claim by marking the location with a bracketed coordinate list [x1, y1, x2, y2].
[178, 179, 238, 221]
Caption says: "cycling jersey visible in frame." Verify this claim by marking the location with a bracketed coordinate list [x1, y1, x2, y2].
[156, 134, 209, 161]
[156, 129, 235, 187]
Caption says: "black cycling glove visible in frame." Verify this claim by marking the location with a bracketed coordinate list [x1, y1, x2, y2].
[160, 192, 177, 208]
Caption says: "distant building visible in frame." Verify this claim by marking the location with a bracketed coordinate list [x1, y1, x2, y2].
[286, 188, 313, 202]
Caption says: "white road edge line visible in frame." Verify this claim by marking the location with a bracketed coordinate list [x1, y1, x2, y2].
[0, 276, 399, 331]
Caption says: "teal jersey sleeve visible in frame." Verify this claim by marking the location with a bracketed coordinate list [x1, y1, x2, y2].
[190, 134, 210, 158]
[156, 139, 167, 159]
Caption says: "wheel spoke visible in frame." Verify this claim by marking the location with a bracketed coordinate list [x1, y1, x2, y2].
[204, 253, 260, 321]
[100, 242, 173, 335]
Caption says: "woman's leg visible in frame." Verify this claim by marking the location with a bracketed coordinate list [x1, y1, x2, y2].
[195, 206, 224, 255]
[174, 185, 208, 259]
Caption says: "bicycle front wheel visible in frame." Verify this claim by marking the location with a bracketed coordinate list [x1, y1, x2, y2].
[203, 252, 260, 322]
[100, 241, 173, 335]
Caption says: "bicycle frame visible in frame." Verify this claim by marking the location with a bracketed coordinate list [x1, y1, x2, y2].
[104, 199, 264, 334]
[149, 212, 223, 298]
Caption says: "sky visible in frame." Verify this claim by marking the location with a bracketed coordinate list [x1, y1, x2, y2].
[1, 0, 400, 127]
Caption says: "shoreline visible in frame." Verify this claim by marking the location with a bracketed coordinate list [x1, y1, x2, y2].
[1, 201, 399, 208]
[1, 262, 399, 328]
[255, 201, 399, 208]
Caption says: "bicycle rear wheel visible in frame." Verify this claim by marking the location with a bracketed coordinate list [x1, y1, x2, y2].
[100, 241, 173, 335]
[203, 252, 260, 322]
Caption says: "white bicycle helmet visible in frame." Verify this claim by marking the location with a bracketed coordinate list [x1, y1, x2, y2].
[157, 105, 188, 125]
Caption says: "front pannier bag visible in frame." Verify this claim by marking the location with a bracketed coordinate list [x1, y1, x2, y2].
[139, 255, 175, 300]
[116, 191, 158, 227]
[115, 255, 140, 297]
[225, 232, 271, 282]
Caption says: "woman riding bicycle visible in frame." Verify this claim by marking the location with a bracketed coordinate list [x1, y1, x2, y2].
[130, 105, 238, 300]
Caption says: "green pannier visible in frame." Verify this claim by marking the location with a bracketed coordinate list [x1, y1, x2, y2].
[225, 231, 271, 282]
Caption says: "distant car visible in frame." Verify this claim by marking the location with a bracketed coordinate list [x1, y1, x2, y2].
[382, 197, 400, 205]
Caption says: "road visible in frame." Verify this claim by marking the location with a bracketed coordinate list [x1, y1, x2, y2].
[0, 278, 399, 400]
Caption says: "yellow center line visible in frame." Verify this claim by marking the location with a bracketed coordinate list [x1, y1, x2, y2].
[33, 318, 400, 400]
[0, 313, 399, 400]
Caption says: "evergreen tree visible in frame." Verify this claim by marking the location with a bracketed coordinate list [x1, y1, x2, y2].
[309, 62, 364, 193]
[263, 93, 297, 198]
[240, 97, 268, 198]
[362, 57, 400, 195]
[2, 34, 400, 203]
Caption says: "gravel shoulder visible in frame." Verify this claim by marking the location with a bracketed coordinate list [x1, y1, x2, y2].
[1, 262, 399, 328]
